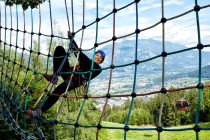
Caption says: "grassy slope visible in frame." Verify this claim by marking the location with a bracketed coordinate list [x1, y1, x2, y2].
[99, 122, 210, 140]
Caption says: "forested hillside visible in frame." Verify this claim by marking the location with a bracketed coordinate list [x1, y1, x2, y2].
[1, 39, 210, 139]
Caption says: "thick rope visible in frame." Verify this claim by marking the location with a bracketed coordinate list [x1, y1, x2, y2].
[0, 1, 210, 140]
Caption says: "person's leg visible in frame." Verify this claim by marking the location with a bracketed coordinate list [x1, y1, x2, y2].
[40, 79, 76, 113]
[54, 46, 73, 80]
[27, 80, 76, 118]
[43, 46, 73, 83]
[41, 81, 68, 113]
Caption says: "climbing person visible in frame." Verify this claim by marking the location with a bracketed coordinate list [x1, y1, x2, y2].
[27, 32, 105, 118]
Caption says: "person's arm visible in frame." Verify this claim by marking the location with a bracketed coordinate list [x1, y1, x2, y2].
[68, 31, 102, 80]
[67, 31, 80, 57]
[70, 39, 80, 57]
[78, 52, 102, 80]
[70, 40, 91, 68]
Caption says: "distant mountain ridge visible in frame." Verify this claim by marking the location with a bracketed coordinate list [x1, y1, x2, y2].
[97, 38, 210, 76]
[90, 39, 210, 95]
[188, 65, 210, 78]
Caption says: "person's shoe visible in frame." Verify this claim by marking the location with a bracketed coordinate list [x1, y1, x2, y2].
[27, 109, 42, 119]
[43, 74, 58, 84]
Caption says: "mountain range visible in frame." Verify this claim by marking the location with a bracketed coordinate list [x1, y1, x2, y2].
[89, 39, 210, 95]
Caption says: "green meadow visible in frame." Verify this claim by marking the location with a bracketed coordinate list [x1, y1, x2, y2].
[99, 121, 210, 140]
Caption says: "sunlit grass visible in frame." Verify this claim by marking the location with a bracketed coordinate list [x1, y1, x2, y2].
[99, 122, 210, 140]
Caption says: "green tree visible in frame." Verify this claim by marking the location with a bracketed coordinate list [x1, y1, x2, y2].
[5, 0, 46, 10]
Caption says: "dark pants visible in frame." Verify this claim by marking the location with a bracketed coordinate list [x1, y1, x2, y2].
[41, 46, 76, 113]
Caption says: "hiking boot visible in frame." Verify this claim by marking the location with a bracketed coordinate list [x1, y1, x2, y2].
[43, 74, 58, 84]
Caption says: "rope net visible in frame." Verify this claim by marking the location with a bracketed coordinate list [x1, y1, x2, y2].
[0, 0, 210, 139]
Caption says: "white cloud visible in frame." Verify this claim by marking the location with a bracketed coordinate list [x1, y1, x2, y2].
[139, 0, 184, 12]
[1, 0, 210, 53]
[165, 0, 183, 5]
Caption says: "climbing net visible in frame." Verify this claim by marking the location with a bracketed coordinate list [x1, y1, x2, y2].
[0, 0, 210, 140]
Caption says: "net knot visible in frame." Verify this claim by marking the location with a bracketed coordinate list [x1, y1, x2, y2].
[94, 43, 98, 48]
[96, 18, 101, 22]
[131, 92, 136, 97]
[74, 123, 80, 128]
[193, 125, 201, 132]
[135, 28, 140, 34]
[194, 5, 201, 12]
[160, 87, 167, 94]
[106, 93, 111, 98]
[161, 51, 167, 57]
[197, 43, 203, 50]
[112, 36, 117, 41]
[124, 125, 129, 131]
[134, 59, 140, 65]
[82, 25, 86, 29]
[135, 0, 140, 3]
[84, 95, 89, 99]
[113, 8, 118, 13]
[97, 124, 102, 129]
[161, 17, 167, 23]
[110, 64, 115, 69]
[157, 126, 163, 132]
[196, 83, 204, 89]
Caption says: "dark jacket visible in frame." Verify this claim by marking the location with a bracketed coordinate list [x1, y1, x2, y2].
[71, 40, 102, 85]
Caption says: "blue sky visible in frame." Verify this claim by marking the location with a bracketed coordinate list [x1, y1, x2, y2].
[0, 0, 210, 52]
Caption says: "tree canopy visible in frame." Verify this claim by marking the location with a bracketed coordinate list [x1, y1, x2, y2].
[5, 0, 46, 10]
